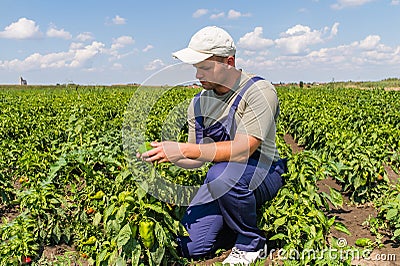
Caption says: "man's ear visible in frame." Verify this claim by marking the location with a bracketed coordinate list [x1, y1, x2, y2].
[226, 56, 235, 67]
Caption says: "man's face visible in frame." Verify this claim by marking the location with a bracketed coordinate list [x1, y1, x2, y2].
[193, 57, 229, 90]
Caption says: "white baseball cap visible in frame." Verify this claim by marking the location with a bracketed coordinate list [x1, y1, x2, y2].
[172, 26, 236, 64]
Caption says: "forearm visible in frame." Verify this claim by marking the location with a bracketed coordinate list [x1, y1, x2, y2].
[181, 139, 255, 163]
[173, 158, 204, 169]
[140, 134, 260, 165]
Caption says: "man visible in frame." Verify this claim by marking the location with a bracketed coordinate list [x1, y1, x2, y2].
[140, 26, 286, 265]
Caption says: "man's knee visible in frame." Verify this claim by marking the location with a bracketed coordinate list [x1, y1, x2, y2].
[177, 235, 214, 259]
[205, 162, 229, 183]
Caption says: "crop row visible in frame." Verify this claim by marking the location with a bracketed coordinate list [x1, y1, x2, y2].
[279, 86, 400, 201]
[0, 85, 397, 265]
[278, 86, 400, 246]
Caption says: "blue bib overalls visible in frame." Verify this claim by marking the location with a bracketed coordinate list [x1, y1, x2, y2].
[177, 77, 286, 258]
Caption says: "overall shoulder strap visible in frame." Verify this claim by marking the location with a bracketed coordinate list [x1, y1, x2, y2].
[231, 76, 264, 111]
[223, 76, 265, 133]
[193, 91, 204, 127]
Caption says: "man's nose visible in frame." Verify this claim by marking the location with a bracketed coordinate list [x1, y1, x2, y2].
[195, 70, 203, 80]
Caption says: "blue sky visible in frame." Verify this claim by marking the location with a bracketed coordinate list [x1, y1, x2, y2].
[0, 0, 399, 85]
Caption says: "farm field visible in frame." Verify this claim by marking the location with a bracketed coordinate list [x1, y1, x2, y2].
[0, 82, 399, 265]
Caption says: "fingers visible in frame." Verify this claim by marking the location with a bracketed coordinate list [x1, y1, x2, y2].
[139, 144, 167, 163]
[150, 141, 161, 148]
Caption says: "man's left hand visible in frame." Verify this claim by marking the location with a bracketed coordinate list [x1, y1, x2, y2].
[140, 141, 185, 164]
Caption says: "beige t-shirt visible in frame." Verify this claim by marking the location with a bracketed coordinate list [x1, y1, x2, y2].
[187, 71, 280, 163]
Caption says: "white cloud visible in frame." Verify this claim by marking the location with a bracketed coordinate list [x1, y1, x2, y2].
[46, 26, 72, 39]
[111, 63, 123, 70]
[193, 9, 209, 18]
[307, 45, 354, 65]
[210, 12, 225, 20]
[111, 36, 135, 50]
[203, 9, 251, 20]
[112, 15, 126, 25]
[142, 44, 154, 52]
[242, 50, 257, 56]
[0, 18, 43, 39]
[227, 9, 251, 19]
[330, 22, 340, 37]
[145, 59, 165, 71]
[331, 0, 375, 10]
[0, 41, 105, 71]
[303, 36, 397, 69]
[70, 42, 105, 68]
[76, 32, 94, 42]
[359, 35, 381, 50]
[275, 24, 336, 54]
[391, 0, 399, 5]
[236, 57, 275, 70]
[284, 25, 310, 36]
[234, 23, 354, 78]
[235, 36, 400, 82]
[70, 42, 84, 50]
[237, 27, 274, 50]
[106, 36, 135, 60]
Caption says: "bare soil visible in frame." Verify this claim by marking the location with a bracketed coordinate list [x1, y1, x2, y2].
[318, 176, 399, 266]
[283, 133, 305, 154]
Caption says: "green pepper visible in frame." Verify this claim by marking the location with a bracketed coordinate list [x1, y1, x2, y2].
[139, 218, 155, 249]
[131, 223, 138, 239]
[118, 191, 130, 202]
[90, 190, 105, 200]
[83, 236, 97, 245]
[138, 142, 152, 154]
[355, 237, 372, 247]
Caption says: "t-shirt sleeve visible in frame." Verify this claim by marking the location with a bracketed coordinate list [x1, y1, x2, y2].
[235, 80, 279, 141]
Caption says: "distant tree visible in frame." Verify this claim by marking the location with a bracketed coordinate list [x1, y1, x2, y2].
[299, 81, 304, 88]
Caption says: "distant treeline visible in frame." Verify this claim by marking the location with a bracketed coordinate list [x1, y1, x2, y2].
[333, 78, 400, 88]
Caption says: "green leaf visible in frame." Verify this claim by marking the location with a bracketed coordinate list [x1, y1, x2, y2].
[327, 216, 336, 228]
[269, 233, 286, 241]
[143, 203, 174, 221]
[109, 220, 121, 235]
[304, 238, 314, 250]
[117, 223, 132, 248]
[329, 187, 343, 208]
[174, 220, 189, 236]
[136, 186, 147, 201]
[273, 216, 286, 231]
[116, 203, 127, 224]
[93, 212, 102, 226]
[386, 208, 398, 220]
[150, 222, 166, 264]
[74, 124, 82, 134]
[103, 203, 116, 222]
[300, 173, 306, 188]
[48, 157, 67, 178]
[393, 229, 400, 239]
[52, 223, 61, 243]
[353, 176, 362, 190]
[115, 256, 126, 266]
[107, 249, 119, 266]
[96, 249, 109, 265]
[131, 240, 142, 266]
[334, 221, 351, 236]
